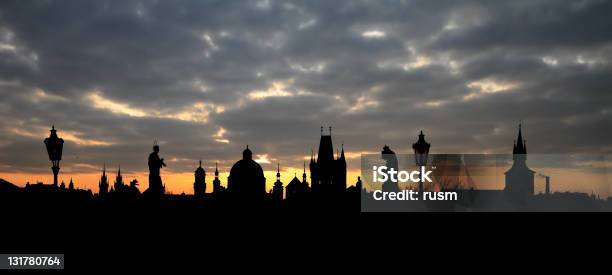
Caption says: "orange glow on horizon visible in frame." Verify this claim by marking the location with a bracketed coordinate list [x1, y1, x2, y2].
[0, 169, 362, 195]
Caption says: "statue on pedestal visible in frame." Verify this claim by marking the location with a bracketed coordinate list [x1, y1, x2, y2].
[145, 143, 166, 196]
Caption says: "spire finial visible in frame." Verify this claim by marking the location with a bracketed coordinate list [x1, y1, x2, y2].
[321, 126, 323, 136]
[329, 126, 332, 136]
[199, 160, 202, 167]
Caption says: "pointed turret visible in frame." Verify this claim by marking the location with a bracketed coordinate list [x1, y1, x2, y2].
[513, 123, 526, 154]
[213, 161, 222, 194]
[99, 163, 109, 195]
[116, 165, 122, 181]
[302, 161, 307, 184]
[272, 161, 283, 202]
[114, 165, 124, 192]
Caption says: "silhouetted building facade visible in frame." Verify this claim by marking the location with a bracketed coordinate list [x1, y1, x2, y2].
[505, 124, 535, 199]
[194, 160, 206, 198]
[227, 146, 266, 200]
[310, 127, 347, 196]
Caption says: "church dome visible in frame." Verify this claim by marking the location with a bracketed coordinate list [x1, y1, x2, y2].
[229, 158, 264, 179]
[228, 145, 266, 198]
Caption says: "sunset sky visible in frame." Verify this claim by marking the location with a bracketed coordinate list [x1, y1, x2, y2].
[1, 0, 611, 194]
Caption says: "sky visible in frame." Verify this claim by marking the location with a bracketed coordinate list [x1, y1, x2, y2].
[0, 0, 611, 194]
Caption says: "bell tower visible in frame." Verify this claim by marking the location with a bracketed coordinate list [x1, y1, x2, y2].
[505, 123, 535, 199]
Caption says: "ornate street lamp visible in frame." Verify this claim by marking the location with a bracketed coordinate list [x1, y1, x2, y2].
[44, 125, 64, 186]
[412, 130, 430, 194]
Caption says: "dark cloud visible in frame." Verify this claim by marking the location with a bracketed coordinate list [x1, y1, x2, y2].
[0, 0, 611, 179]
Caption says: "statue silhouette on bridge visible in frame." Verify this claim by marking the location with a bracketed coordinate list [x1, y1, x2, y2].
[145, 143, 166, 196]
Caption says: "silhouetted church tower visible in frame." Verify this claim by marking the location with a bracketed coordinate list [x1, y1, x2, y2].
[310, 126, 347, 195]
[114, 166, 124, 192]
[505, 123, 535, 198]
[99, 164, 109, 195]
[271, 162, 284, 202]
[212, 162, 223, 194]
[194, 160, 206, 198]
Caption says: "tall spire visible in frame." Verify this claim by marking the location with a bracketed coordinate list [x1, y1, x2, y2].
[302, 161, 307, 183]
[276, 161, 281, 181]
[321, 126, 323, 136]
[340, 143, 345, 159]
[199, 160, 202, 167]
[514, 123, 526, 154]
[215, 162, 219, 177]
[103, 163, 106, 176]
[118, 165, 121, 176]
[329, 126, 332, 136]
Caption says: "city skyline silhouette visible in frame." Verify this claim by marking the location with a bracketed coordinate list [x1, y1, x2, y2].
[0, 123, 610, 212]
[0, 123, 610, 200]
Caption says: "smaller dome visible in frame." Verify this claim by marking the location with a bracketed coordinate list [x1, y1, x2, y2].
[242, 145, 252, 160]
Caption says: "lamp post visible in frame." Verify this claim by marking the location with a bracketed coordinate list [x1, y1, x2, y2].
[412, 130, 430, 194]
[44, 125, 64, 186]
